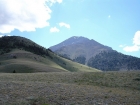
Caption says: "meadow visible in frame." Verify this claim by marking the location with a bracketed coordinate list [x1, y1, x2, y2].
[0, 71, 139, 105]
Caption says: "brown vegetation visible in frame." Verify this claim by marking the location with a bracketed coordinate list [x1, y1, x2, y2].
[0, 71, 139, 105]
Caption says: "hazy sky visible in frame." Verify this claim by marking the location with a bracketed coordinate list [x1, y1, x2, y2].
[0, 0, 140, 58]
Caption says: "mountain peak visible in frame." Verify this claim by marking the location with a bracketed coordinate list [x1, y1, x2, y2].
[72, 36, 85, 39]
[72, 36, 81, 39]
[50, 36, 113, 63]
[50, 36, 90, 51]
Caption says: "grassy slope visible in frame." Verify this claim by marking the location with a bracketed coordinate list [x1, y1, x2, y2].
[0, 49, 100, 73]
[0, 71, 139, 105]
[48, 51, 100, 72]
[0, 49, 67, 73]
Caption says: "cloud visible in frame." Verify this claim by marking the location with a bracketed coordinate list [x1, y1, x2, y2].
[123, 45, 140, 52]
[50, 27, 60, 33]
[46, 0, 62, 6]
[0, 35, 3, 38]
[46, 0, 62, 4]
[50, 22, 70, 33]
[57, 0, 62, 3]
[123, 31, 140, 52]
[108, 15, 111, 19]
[0, 0, 62, 33]
[59, 22, 70, 29]
[133, 31, 140, 45]
[0, 34, 11, 37]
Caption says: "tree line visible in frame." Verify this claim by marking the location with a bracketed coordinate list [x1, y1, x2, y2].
[0, 36, 49, 57]
[87, 51, 140, 71]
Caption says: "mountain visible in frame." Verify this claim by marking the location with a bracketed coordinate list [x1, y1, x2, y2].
[50, 36, 140, 71]
[0, 36, 100, 73]
[87, 51, 140, 71]
[50, 36, 89, 51]
[50, 36, 112, 64]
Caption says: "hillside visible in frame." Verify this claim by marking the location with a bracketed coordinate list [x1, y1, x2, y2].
[0, 36, 100, 73]
[88, 51, 140, 71]
[0, 36, 49, 56]
[48, 50, 99, 72]
[0, 49, 67, 73]
[50, 36, 112, 64]
[50, 36, 140, 71]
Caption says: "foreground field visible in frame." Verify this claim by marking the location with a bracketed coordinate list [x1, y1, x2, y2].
[0, 71, 140, 105]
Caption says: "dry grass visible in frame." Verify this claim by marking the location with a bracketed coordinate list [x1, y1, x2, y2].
[0, 49, 100, 73]
[0, 71, 140, 105]
[48, 51, 100, 72]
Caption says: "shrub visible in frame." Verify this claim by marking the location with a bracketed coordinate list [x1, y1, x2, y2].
[13, 70, 16, 73]
[13, 55, 17, 59]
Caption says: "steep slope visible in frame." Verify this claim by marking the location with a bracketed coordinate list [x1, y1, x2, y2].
[0, 36, 100, 73]
[50, 36, 89, 51]
[50, 36, 112, 64]
[50, 36, 140, 71]
[88, 51, 140, 71]
[48, 51, 100, 72]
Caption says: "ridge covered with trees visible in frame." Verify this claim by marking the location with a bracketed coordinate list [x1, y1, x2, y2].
[0, 36, 49, 57]
[87, 51, 140, 71]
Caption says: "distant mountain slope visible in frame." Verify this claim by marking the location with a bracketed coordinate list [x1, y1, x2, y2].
[50, 36, 112, 64]
[88, 51, 140, 71]
[0, 36, 100, 73]
[50, 36, 140, 71]
[48, 51, 100, 72]
[50, 36, 89, 51]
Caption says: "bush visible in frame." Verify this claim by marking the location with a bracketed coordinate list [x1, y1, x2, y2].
[13, 70, 16, 73]
[13, 55, 17, 59]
